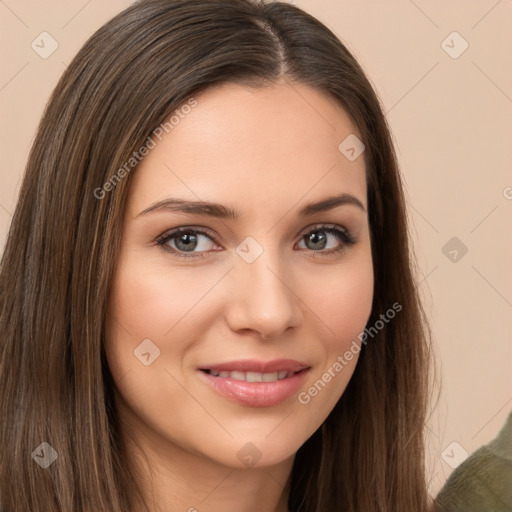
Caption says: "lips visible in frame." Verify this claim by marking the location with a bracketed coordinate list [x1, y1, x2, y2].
[197, 359, 311, 407]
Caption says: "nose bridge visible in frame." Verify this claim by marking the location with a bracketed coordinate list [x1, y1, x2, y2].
[226, 235, 302, 337]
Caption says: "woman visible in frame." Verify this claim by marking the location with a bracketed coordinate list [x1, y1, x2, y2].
[0, 0, 437, 510]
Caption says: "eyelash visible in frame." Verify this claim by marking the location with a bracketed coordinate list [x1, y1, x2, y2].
[155, 224, 356, 260]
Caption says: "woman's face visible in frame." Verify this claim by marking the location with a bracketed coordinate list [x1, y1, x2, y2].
[105, 81, 374, 470]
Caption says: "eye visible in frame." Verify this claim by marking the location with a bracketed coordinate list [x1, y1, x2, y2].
[156, 227, 219, 259]
[296, 224, 356, 257]
[155, 223, 356, 260]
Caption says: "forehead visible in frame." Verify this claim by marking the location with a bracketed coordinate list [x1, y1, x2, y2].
[128, 81, 367, 216]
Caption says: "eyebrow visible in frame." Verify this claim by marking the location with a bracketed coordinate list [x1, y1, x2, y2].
[137, 193, 366, 219]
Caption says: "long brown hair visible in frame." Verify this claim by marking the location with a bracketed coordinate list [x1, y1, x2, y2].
[0, 0, 438, 510]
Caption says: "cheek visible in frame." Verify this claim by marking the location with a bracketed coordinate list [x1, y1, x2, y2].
[103, 260, 203, 446]
[293, 259, 373, 434]
[307, 252, 374, 350]
[107, 255, 211, 339]
[104, 252, 226, 387]
[103, 255, 177, 385]
[332, 268, 373, 343]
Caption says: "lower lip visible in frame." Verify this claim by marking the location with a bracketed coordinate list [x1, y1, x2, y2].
[198, 369, 310, 407]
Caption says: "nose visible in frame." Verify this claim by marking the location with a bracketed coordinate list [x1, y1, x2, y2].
[224, 246, 303, 340]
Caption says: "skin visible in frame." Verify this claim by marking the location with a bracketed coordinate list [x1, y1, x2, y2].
[105, 79, 374, 512]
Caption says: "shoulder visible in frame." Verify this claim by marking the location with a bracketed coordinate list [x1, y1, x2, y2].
[434, 412, 512, 511]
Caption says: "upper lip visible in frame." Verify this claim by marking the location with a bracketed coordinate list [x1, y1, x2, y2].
[199, 359, 310, 374]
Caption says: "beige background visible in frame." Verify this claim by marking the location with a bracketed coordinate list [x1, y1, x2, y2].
[1, 0, 511, 499]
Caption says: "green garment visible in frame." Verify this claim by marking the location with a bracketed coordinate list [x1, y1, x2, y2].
[434, 411, 512, 511]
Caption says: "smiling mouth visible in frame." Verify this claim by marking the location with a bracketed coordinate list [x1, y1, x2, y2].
[200, 369, 306, 382]
[198, 363, 311, 407]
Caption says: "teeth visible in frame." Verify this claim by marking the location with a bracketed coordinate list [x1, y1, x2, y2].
[246, 371, 263, 382]
[207, 370, 293, 382]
